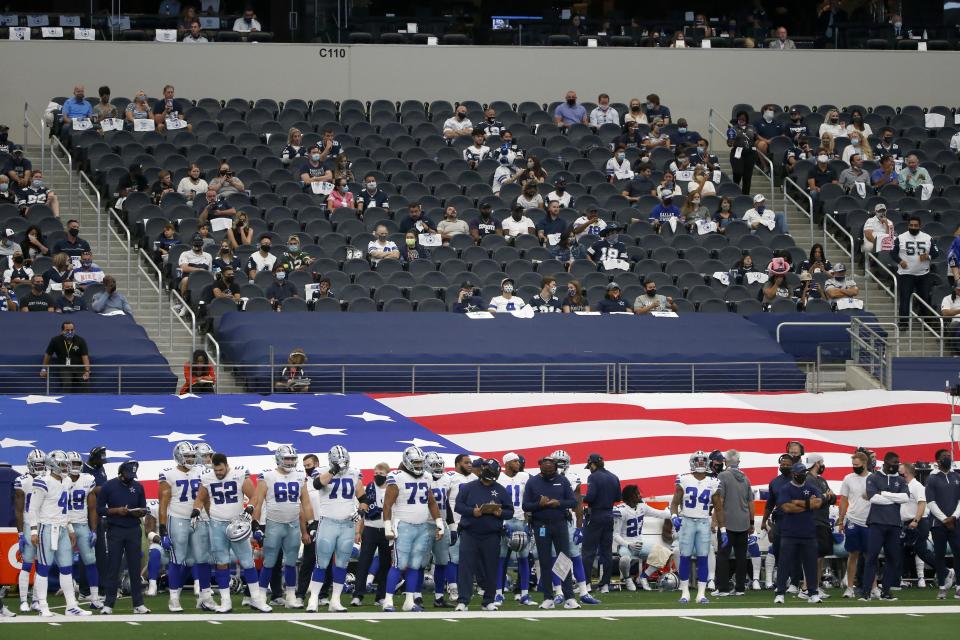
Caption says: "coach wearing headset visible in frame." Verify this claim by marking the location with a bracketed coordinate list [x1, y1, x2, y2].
[581, 453, 621, 593]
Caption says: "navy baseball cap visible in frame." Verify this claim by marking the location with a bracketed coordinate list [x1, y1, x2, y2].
[791, 462, 807, 474]
[471, 457, 484, 468]
[584, 453, 603, 468]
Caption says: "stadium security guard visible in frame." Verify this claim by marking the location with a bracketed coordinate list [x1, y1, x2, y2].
[581, 453, 621, 591]
[99, 460, 150, 614]
[773, 463, 823, 604]
[453, 458, 513, 611]
[523, 454, 580, 609]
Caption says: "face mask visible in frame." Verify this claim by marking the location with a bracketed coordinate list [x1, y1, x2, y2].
[756, 205, 765, 213]
[792, 473, 807, 485]
[220, 169, 228, 176]
[852, 465, 864, 474]
[81, 259, 92, 268]
[830, 116, 839, 123]
[224, 274, 234, 282]
[721, 204, 730, 211]
[817, 155, 829, 164]
[616, 153, 625, 161]
[607, 234, 618, 244]
[374, 475, 387, 486]
[480, 210, 491, 218]
[763, 111, 774, 122]
[259, 243, 271, 253]
[780, 467, 792, 476]
[697, 146, 705, 154]
[275, 272, 285, 280]
[527, 161, 535, 169]
[405, 238, 416, 247]
[503, 285, 514, 294]
[456, 112, 466, 119]
[908, 228, 920, 236]
[366, 181, 376, 190]
[67, 227, 80, 238]
[938, 456, 952, 470]
[0, 183, 7, 192]
[377, 233, 389, 241]
[311, 154, 320, 162]
[850, 140, 860, 147]
[646, 289, 657, 297]
[556, 186, 565, 193]
[63, 331, 74, 338]
[631, 105, 640, 112]
[548, 285, 557, 295]
[646, 102, 654, 110]
[193, 242, 203, 249]
[677, 156, 687, 164]
[13, 257, 23, 264]
[678, 127, 687, 134]
[883, 462, 899, 475]
[883, 137, 893, 144]
[566, 98, 576, 106]
[63, 289, 74, 296]
[692, 199, 701, 206]
[288, 244, 299, 252]
[894, 21, 902, 29]
[338, 184, 348, 193]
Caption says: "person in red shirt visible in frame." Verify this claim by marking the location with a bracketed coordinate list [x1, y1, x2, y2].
[181, 349, 215, 394]
[326, 177, 355, 210]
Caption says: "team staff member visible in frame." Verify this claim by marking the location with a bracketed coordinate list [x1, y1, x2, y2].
[453, 459, 513, 611]
[861, 451, 909, 602]
[773, 463, 823, 604]
[580, 453, 620, 592]
[804, 454, 835, 598]
[898, 462, 936, 588]
[522, 454, 580, 609]
[99, 460, 150, 614]
[352, 462, 391, 606]
[761, 454, 797, 587]
[925, 448, 960, 599]
[837, 451, 872, 598]
[82, 446, 109, 585]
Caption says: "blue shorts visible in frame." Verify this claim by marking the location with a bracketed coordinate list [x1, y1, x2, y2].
[843, 522, 869, 553]
[208, 519, 254, 569]
[262, 519, 301, 568]
[678, 517, 712, 558]
[36, 524, 72, 569]
[315, 517, 355, 570]
[72, 522, 96, 565]
[167, 515, 210, 566]
[500, 519, 531, 558]
[394, 521, 434, 571]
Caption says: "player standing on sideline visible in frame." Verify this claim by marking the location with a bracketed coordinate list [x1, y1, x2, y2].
[550, 449, 601, 605]
[443, 453, 473, 601]
[496, 452, 535, 605]
[306, 445, 362, 612]
[425, 452, 454, 608]
[381, 445, 445, 612]
[65, 451, 102, 609]
[14, 449, 45, 612]
[613, 485, 671, 591]
[671, 450, 724, 604]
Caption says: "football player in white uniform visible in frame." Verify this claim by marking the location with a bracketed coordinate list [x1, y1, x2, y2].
[382, 445, 445, 612]
[613, 484, 671, 591]
[65, 451, 102, 608]
[670, 451, 725, 604]
[425, 451, 454, 608]
[497, 451, 535, 605]
[28, 450, 91, 616]
[306, 445, 362, 612]
[253, 444, 313, 608]
[14, 448, 45, 612]
[443, 453, 473, 601]
[551, 449, 601, 604]
[190, 441, 216, 597]
[194, 451, 270, 612]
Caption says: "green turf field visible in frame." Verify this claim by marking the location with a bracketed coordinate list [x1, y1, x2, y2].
[6, 588, 960, 639]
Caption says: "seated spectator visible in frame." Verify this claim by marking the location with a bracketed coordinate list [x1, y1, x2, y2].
[0, 281, 18, 311]
[839, 153, 870, 197]
[177, 5, 196, 31]
[42, 252, 73, 293]
[212, 245, 241, 275]
[181, 350, 216, 394]
[152, 84, 191, 133]
[642, 121, 671, 149]
[71, 250, 104, 289]
[61, 84, 93, 137]
[824, 263, 860, 307]
[91, 275, 133, 316]
[151, 170, 176, 205]
[0, 175, 15, 205]
[621, 167, 656, 204]
[223, 213, 251, 250]
[357, 175, 388, 213]
[443, 105, 474, 140]
[862, 203, 896, 254]
[367, 224, 400, 266]
[246, 236, 276, 279]
[899, 153, 932, 197]
[469, 203, 500, 241]
[211, 265, 241, 302]
[596, 282, 631, 313]
[950, 127, 960, 156]
[587, 225, 628, 271]
[554, 91, 588, 129]
[463, 129, 490, 170]
[92, 86, 118, 122]
[759, 258, 792, 307]
[176, 233, 213, 301]
[197, 189, 237, 225]
[309, 277, 334, 305]
[714, 197, 736, 232]
[398, 203, 437, 235]
[656, 173, 683, 200]
[794, 271, 825, 309]
[124, 91, 154, 129]
[183, 20, 208, 43]
[546, 177, 574, 208]
[437, 206, 469, 243]
[624, 99, 648, 125]
[798, 243, 832, 274]
[0, 228, 17, 262]
[754, 104, 785, 157]
[561, 280, 590, 312]
[606, 145, 634, 181]
[276, 349, 311, 394]
[770, 26, 796, 49]
[634, 279, 678, 314]
[516, 183, 544, 211]
[279, 235, 313, 272]
[941, 282, 960, 355]
[537, 201, 567, 247]
[643, 94, 670, 124]
[19, 274, 55, 312]
[688, 165, 716, 197]
[452, 282, 485, 313]
[670, 118, 701, 148]
[552, 230, 589, 267]
[807, 154, 838, 213]
[874, 127, 902, 160]
[589, 93, 620, 129]
[153, 223, 179, 263]
[488, 278, 526, 313]
[4, 147, 33, 188]
[613, 121, 644, 149]
[3, 250, 32, 285]
[690, 138, 719, 172]
[400, 230, 431, 262]
[785, 108, 810, 141]
[492, 153, 521, 194]
[54, 220, 92, 259]
[682, 193, 713, 233]
[648, 191, 683, 233]
[501, 205, 536, 242]
[818, 132, 837, 160]
[818, 109, 846, 140]
[530, 277, 562, 313]
[519, 156, 547, 187]
[15, 169, 60, 217]
[871, 155, 899, 190]
[332, 153, 353, 183]
[573, 206, 608, 240]
[490, 129, 524, 164]
[668, 150, 694, 179]
[732, 254, 757, 284]
[783, 135, 815, 179]
[177, 163, 208, 205]
[209, 161, 244, 197]
[480, 108, 503, 140]
[846, 109, 873, 139]
[196, 223, 217, 252]
[0, 125, 13, 155]
[326, 177, 355, 210]
[281, 128, 306, 166]
[117, 164, 149, 204]
[265, 265, 298, 308]
[947, 225, 960, 283]
[743, 194, 789, 235]
[317, 127, 342, 162]
[233, 6, 262, 32]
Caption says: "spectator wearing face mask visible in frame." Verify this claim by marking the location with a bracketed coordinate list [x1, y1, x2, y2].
[226, 212, 253, 250]
[842, 132, 872, 166]
[3, 250, 32, 286]
[688, 165, 716, 197]
[731, 254, 756, 284]
[794, 271, 826, 309]
[682, 193, 711, 233]
[398, 203, 437, 235]
[783, 135, 814, 179]
[4, 147, 32, 189]
[743, 194, 789, 235]
[606, 145, 634, 181]
[443, 105, 474, 139]
[72, 250, 105, 289]
[624, 99, 648, 125]
[595, 282, 631, 313]
[891, 216, 939, 326]
[480, 108, 503, 140]
[648, 191, 682, 233]
[91, 275, 133, 317]
[785, 108, 809, 141]
[516, 183, 544, 211]
[874, 127, 902, 160]
[845, 109, 872, 138]
[208, 162, 243, 198]
[530, 277, 562, 313]
[54, 220, 92, 259]
[61, 84, 94, 138]
[246, 236, 276, 279]
[587, 225, 627, 270]
[357, 175, 388, 213]
[614, 121, 644, 149]
[669, 151, 695, 183]
[899, 154, 932, 196]
[463, 129, 490, 170]
[233, 7, 261, 32]
[727, 111, 758, 194]
[0, 175, 15, 205]
[818, 109, 846, 141]
[19, 274, 55, 312]
[490, 130, 524, 164]
[197, 188, 237, 226]
[770, 26, 795, 49]
[760, 257, 792, 307]
[634, 279, 677, 315]
[437, 206, 469, 243]
[15, 169, 60, 217]
[572, 206, 608, 240]
[150, 169, 176, 206]
[691, 138, 719, 172]
[55, 280, 85, 313]
[589, 94, 620, 129]
[265, 266, 298, 308]
[0, 281, 17, 311]
[621, 170, 655, 204]
[452, 282, 484, 313]
[862, 204, 895, 254]
[642, 121, 671, 149]
[824, 263, 859, 305]
[537, 201, 567, 247]
[0, 227, 17, 261]
[561, 280, 590, 313]
[0, 124, 13, 155]
[643, 94, 670, 124]
[807, 154, 838, 218]
[754, 104, 785, 159]
[714, 197, 735, 231]
[669, 118, 700, 148]
[177, 163, 208, 205]
[492, 152, 521, 194]
[41, 252, 73, 293]
[213, 245, 242, 276]
[367, 224, 400, 266]
[176, 232, 213, 302]
[488, 278, 526, 313]
[546, 177, 574, 208]
[326, 177, 355, 210]
[280, 235, 313, 272]
[554, 91, 588, 129]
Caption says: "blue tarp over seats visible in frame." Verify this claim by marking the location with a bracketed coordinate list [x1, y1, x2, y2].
[0, 312, 176, 394]
[746, 311, 878, 361]
[892, 358, 960, 390]
[216, 312, 806, 393]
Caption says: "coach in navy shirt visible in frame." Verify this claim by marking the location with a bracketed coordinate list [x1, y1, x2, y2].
[99, 461, 149, 613]
[925, 448, 960, 594]
[523, 454, 578, 605]
[862, 451, 909, 601]
[774, 463, 822, 601]
[581, 453, 621, 591]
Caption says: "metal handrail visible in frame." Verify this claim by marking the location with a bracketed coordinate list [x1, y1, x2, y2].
[823, 213, 856, 267]
[80, 170, 103, 251]
[707, 107, 775, 204]
[23, 102, 45, 173]
[48, 134, 74, 216]
[848, 316, 895, 388]
[910, 292, 945, 357]
[205, 333, 222, 366]
[777, 320, 900, 353]
[783, 176, 815, 240]
[107, 207, 131, 283]
[138, 248, 164, 338]
[863, 250, 898, 311]
[171, 288, 197, 352]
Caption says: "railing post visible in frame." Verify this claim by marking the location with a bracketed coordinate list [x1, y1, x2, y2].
[757, 363, 762, 392]
[341, 365, 346, 394]
[690, 364, 695, 393]
[476, 365, 481, 393]
[541, 364, 546, 393]
[118, 365, 122, 395]
[411, 365, 416, 394]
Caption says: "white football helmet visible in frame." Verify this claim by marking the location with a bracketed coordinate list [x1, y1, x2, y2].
[658, 572, 680, 591]
[45, 450, 70, 476]
[65, 451, 83, 475]
[402, 445, 426, 477]
[424, 451, 444, 479]
[328, 445, 350, 471]
[689, 450, 709, 473]
[194, 442, 214, 469]
[275, 444, 298, 470]
[173, 441, 197, 468]
[226, 513, 252, 542]
[508, 530, 529, 552]
[551, 449, 571, 471]
[27, 449, 46, 475]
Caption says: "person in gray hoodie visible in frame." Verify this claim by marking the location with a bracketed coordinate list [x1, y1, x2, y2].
[715, 450, 754, 595]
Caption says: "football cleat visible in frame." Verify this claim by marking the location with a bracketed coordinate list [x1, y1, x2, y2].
[132, 605, 151, 614]
[580, 594, 601, 605]
[88, 598, 104, 611]
[285, 594, 304, 609]
[870, 587, 881, 599]
[807, 595, 822, 604]
[100, 606, 113, 615]
[878, 593, 898, 602]
[0, 605, 15, 618]
[917, 579, 927, 588]
[249, 598, 273, 613]
[539, 599, 555, 609]
[774, 595, 784, 604]
[553, 594, 564, 605]
[350, 597, 362, 607]
[639, 577, 653, 591]
[786, 585, 798, 594]
[563, 598, 581, 609]
[599, 585, 609, 594]
[946, 568, 956, 589]
[751, 579, 762, 591]
[937, 589, 947, 600]
[698, 596, 710, 605]
[145, 584, 158, 597]
[857, 596, 872, 602]
[65, 606, 92, 616]
[38, 608, 54, 617]
[305, 595, 318, 613]
[493, 594, 504, 606]
[269, 597, 286, 606]
[433, 597, 450, 608]
[328, 602, 347, 613]
[18, 602, 31, 613]
[454, 603, 468, 612]
[481, 603, 498, 611]
[519, 595, 536, 606]
[168, 596, 183, 613]
[624, 578, 637, 592]
[842, 587, 856, 598]
[706, 580, 715, 591]
[382, 604, 396, 612]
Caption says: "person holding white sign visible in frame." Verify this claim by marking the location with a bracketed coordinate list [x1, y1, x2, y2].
[862, 203, 895, 254]
[488, 278, 526, 313]
[298, 146, 333, 192]
[742, 194, 789, 235]
[60, 84, 93, 137]
[124, 91, 154, 129]
[153, 84, 191, 133]
[197, 189, 237, 226]
[899, 154, 932, 199]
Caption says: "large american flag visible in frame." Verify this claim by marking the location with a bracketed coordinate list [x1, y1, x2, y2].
[0, 390, 954, 498]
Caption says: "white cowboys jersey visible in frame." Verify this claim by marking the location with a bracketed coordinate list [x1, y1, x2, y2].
[159, 465, 202, 519]
[562, 468, 583, 494]
[67, 474, 97, 524]
[386, 468, 432, 524]
[202, 465, 249, 522]
[430, 473, 454, 514]
[676, 473, 720, 519]
[497, 471, 530, 519]
[260, 468, 306, 523]
[29, 474, 72, 527]
[445, 471, 472, 529]
[315, 466, 362, 519]
[14, 473, 40, 517]
[613, 503, 671, 545]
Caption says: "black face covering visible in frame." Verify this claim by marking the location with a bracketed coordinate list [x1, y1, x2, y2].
[374, 475, 386, 486]
[780, 466, 792, 476]
[938, 456, 953, 470]
[853, 465, 864, 474]
[883, 462, 899, 474]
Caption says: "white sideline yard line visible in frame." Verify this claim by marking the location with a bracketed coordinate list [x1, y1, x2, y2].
[601, 616, 618, 620]
[754, 615, 773, 619]
[685, 617, 811, 640]
[4, 605, 960, 623]
[289, 620, 372, 640]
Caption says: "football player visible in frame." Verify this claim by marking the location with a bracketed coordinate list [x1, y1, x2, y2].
[307, 445, 362, 612]
[496, 451, 535, 605]
[194, 452, 270, 612]
[382, 445, 445, 612]
[65, 451, 101, 609]
[423, 452, 454, 608]
[613, 484, 671, 591]
[551, 449, 601, 605]
[443, 453, 473, 601]
[670, 451, 724, 604]
[14, 448, 45, 612]
[190, 441, 216, 598]
[28, 450, 91, 616]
